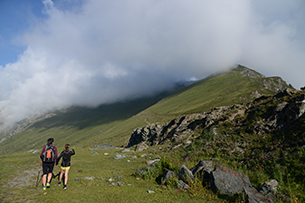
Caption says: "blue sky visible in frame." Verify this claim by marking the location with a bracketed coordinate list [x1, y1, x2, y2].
[0, 0, 44, 65]
[0, 0, 305, 129]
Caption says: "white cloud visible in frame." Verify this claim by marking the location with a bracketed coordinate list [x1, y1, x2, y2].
[0, 0, 305, 129]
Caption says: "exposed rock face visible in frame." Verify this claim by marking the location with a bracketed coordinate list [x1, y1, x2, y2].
[127, 124, 162, 147]
[240, 68, 264, 78]
[127, 89, 305, 148]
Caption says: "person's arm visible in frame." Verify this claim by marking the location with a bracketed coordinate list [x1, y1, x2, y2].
[40, 146, 46, 160]
[56, 151, 63, 165]
[54, 146, 58, 165]
[71, 149, 75, 156]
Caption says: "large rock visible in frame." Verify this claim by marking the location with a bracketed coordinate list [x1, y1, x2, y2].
[208, 165, 273, 202]
[210, 165, 252, 195]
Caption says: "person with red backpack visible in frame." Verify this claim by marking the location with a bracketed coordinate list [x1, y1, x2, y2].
[40, 138, 58, 191]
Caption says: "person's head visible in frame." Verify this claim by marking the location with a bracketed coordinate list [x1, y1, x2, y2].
[47, 138, 54, 145]
[65, 144, 70, 151]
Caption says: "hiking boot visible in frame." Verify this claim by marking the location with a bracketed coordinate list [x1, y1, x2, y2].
[43, 186, 46, 191]
[58, 182, 61, 186]
[63, 186, 67, 190]
[46, 182, 50, 188]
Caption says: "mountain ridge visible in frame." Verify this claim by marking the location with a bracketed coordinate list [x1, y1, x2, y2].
[0, 65, 290, 155]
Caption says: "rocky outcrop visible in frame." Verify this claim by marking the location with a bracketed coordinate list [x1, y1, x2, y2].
[135, 160, 276, 202]
[127, 89, 305, 148]
[240, 68, 264, 78]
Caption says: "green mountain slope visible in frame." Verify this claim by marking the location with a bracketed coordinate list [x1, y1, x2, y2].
[0, 65, 289, 155]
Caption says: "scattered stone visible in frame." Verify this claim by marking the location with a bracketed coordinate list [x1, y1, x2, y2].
[135, 167, 148, 175]
[190, 160, 213, 176]
[141, 154, 147, 157]
[84, 177, 95, 180]
[104, 153, 109, 156]
[135, 143, 149, 151]
[147, 190, 155, 193]
[122, 149, 131, 153]
[178, 180, 189, 191]
[92, 144, 116, 149]
[115, 175, 122, 180]
[74, 178, 80, 181]
[32, 150, 40, 154]
[258, 179, 279, 200]
[27, 149, 40, 154]
[132, 155, 137, 159]
[146, 158, 160, 165]
[162, 169, 175, 185]
[244, 186, 273, 203]
[114, 154, 127, 159]
[91, 151, 99, 156]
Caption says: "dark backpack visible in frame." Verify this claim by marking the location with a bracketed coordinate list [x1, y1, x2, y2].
[43, 145, 55, 162]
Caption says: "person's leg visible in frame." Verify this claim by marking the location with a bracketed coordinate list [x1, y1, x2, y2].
[64, 169, 69, 186]
[59, 169, 64, 185]
[42, 162, 48, 190]
[47, 173, 52, 183]
[46, 163, 54, 187]
[42, 174, 47, 186]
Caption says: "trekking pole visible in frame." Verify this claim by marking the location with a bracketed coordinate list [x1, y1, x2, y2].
[36, 167, 42, 187]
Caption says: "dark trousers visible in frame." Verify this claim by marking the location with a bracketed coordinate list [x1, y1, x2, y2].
[42, 162, 54, 175]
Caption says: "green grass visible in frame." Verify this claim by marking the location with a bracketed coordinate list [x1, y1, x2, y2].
[0, 146, 225, 203]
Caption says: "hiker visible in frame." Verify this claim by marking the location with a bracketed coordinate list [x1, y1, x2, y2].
[40, 138, 58, 191]
[56, 144, 75, 189]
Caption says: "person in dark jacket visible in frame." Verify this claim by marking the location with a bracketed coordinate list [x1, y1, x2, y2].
[40, 138, 58, 191]
[56, 144, 75, 189]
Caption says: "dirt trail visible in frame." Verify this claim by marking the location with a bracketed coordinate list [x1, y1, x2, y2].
[4, 167, 40, 188]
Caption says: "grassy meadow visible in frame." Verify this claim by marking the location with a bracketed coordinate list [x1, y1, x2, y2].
[1, 146, 224, 203]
